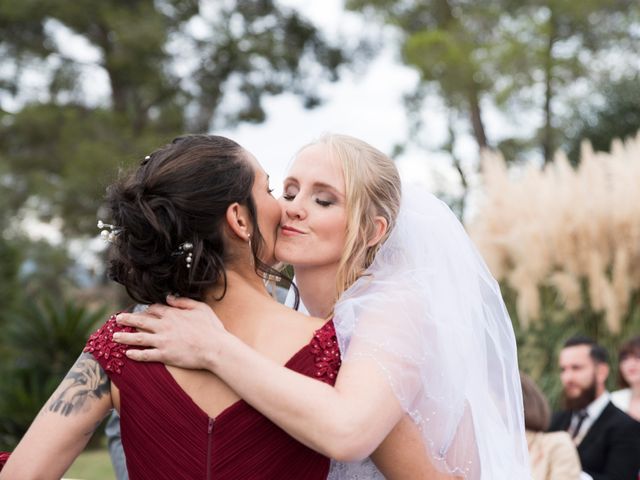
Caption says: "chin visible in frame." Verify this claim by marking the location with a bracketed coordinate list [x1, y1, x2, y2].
[274, 246, 299, 265]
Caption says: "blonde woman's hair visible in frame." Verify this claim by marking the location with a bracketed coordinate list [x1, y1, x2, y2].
[305, 134, 402, 305]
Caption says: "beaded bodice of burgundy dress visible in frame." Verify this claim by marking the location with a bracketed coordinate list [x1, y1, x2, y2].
[84, 315, 341, 480]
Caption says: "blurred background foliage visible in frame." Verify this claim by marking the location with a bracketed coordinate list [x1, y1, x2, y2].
[0, 0, 639, 451]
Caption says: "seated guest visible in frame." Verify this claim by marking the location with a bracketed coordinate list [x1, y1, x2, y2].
[612, 335, 640, 421]
[549, 335, 640, 480]
[521, 372, 580, 480]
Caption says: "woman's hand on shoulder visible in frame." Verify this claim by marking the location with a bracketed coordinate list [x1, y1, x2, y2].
[113, 295, 227, 371]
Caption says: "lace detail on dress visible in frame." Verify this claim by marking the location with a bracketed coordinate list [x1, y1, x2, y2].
[310, 321, 341, 384]
[0, 451, 10, 471]
[83, 315, 134, 374]
[328, 458, 385, 480]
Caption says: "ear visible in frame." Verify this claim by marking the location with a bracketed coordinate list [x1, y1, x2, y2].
[225, 203, 252, 241]
[367, 216, 389, 248]
[596, 362, 610, 384]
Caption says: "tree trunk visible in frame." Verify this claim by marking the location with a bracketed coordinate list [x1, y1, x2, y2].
[436, 0, 489, 152]
[468, 84, 488, 150]
[93, 23, 128, 115]
[443, 107, 468, 218]
[543, 14, 556, 164]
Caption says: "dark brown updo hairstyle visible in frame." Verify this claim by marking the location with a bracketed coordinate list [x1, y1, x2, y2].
[618, 336, 640, 388]
[106, 134, 296, 305]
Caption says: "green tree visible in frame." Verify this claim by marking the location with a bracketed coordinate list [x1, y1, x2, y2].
[489, 0, 638, 164]
[348, 0, 496, 152]
[346, 0, 639, 194]
[566, 75, 640, 164]
[0, 238, 21, 334]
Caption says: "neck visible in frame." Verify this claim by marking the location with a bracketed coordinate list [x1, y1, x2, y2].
[205, 264, 271, 326]
[631, 384, 640, 397]
[294, 264, 339, 318]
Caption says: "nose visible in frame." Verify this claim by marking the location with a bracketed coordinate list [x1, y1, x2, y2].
[560, 369, 572, 385]
[282, 196, 307, 221]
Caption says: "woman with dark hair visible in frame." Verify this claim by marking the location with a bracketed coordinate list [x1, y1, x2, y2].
[520, 372, 580, 480]
[0, 134, 341, 479]
[612, 335, 640, 421]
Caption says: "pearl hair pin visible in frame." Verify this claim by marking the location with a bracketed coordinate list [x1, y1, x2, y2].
[172, 241, 194, 268]
[97, 220, 122, 243]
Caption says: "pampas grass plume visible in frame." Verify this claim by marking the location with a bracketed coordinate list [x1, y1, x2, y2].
[470, 132, 640, 331]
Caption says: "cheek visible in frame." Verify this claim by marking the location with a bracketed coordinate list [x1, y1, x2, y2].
[261, 198, 280, 229]
[621, 362, 638, 376]
[320, 211, 347, 240]
[269, 200, 281, 225]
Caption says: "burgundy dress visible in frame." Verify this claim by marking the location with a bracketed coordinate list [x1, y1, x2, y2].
[82, 314, 342, 480]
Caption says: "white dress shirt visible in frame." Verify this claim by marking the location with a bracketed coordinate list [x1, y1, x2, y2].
[611, 388, 631, 412]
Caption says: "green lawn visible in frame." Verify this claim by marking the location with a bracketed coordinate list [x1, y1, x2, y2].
[64, 448, 115, 480]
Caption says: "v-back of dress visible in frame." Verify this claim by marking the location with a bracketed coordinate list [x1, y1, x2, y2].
[84, 315, 341, 480]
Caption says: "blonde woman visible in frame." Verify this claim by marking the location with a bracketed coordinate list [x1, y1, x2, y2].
[115, 134, 530, 478]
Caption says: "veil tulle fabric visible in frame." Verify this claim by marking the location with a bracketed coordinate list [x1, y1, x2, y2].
[322, 186, 530, 478]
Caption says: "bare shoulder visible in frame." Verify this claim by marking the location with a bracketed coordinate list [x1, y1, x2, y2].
[272, 301, 327, 331]
[236, 299, 329, 366]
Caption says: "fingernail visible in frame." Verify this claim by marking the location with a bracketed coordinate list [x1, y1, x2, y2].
[167, 295, 175, 301]
[112, 332, 121, 340]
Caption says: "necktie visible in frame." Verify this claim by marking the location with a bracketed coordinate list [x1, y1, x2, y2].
[569, 410, 588, 439]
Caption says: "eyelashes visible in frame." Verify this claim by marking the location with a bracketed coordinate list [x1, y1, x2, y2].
[282, 193, 333, 207]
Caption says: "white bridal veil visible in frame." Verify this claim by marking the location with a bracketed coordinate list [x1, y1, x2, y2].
[329, 186, 530, 479]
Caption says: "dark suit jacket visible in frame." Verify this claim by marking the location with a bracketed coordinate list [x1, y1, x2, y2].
[549, 401, 640, 480]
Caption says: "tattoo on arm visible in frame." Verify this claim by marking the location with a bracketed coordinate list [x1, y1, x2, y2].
[48, 352, 110, 417]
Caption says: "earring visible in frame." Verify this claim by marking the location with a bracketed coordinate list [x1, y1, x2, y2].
[247, 233, 254, 266]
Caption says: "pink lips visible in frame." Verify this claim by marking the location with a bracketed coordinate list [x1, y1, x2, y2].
[281, 225, 305, 236]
